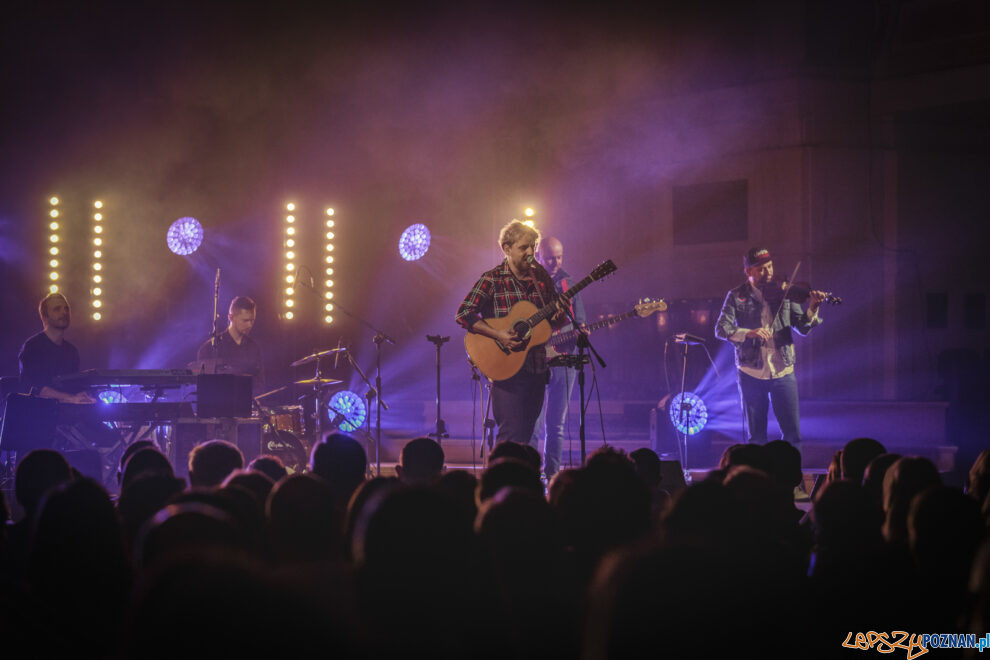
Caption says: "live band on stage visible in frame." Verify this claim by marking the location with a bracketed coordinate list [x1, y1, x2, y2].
[1, 218, 835, 488]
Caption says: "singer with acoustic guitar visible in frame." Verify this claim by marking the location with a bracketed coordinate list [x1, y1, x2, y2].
[456, 220, 570, 446]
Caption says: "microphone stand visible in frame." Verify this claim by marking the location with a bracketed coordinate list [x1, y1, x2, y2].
[292, 268, 392, 476]
[426, 335, 450, 444]
[210, 268, 221, 356]
[560, 303, 605, 467]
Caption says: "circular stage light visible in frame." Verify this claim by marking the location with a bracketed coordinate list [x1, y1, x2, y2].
[398, 223, 431, 261]
[166, 217, 204, 255]
[328, 390, 367, 433]
[669, 391, 708, 435]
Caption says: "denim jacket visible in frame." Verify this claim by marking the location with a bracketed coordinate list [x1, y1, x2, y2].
[715, 281, 821, 371]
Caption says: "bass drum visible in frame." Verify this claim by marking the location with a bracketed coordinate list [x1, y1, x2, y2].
[262, 430, 308, 475]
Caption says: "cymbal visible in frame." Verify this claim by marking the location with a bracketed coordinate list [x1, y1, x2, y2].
[255, 386, 287, 400]
[294, 377, 343, 387]
[289, 347, 347, 368]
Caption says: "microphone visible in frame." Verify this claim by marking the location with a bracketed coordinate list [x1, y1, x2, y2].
[526, 254, 537, 269]
[674, 332, 706, 345]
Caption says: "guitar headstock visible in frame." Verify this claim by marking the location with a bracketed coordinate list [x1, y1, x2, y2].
[590, 259, 617, 281]
[635, 297, 667, 317]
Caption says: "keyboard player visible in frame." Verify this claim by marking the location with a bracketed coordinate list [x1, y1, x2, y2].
[18, 293, 96, 404]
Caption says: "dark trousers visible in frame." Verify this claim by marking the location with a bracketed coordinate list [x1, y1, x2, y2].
[737, 370, 801, 451]
[493, 368, 548, 446]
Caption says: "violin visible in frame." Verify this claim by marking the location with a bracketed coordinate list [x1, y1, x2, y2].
[760, 280, 842, 306]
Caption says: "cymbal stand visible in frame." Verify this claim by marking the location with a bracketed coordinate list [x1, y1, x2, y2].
[343, 347, 388, 477]
[426, 335, 450, 444]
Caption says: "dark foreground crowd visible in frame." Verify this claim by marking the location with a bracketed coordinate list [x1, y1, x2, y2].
[1, 434, 989, 659]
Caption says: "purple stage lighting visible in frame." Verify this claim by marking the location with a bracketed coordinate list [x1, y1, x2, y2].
[329, 390, 367, 433]
[166, 217, 204, 255]
[669, 391, 708, 435]
[398, 223, 431, 261]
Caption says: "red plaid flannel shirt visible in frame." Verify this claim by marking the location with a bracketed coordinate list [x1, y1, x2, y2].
[456, 260, 559, 372]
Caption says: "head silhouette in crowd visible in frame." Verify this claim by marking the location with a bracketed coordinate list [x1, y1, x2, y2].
[310, 433, 367, 503]
[188, 440, 244, 488]
[248, 454, 288, 483]
[396, 437, 445, 485]
[840, 437, 887, 484]
[15, 449, 73, 521]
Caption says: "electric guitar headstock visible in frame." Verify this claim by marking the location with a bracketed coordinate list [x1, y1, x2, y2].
[635, 297, 667, 317]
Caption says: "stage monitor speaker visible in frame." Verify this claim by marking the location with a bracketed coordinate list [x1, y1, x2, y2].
[196, 374, 252, 418]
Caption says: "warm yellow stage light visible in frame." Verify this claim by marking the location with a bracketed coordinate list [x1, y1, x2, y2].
[523, 219, 535, 228]
[285, 263, 295, 271]
[325, 256, 333, 263]
[49, 272, 59, 281]
[94, 200, 103, 209]
[93, 275, 102, 283]
[94, 225, 103, 234]
[326, 244, 334, 252]
[93, 287, 102, 296]
[326, 220, 334, 228]
[93, 250, 102, 258]
[50, 209, 59, 218]
[524, 207, 535, 217]
[286, 239, 295, 247]
[324, 291, 333, 300]
[324, 279, 333, 287]
[49, 197, 59, 206]
[324, 303, 333, 312]
[325, 268, 334, 275]
[93, 263, 102, 271]
[285, 299, 294, 308]
[326, 208, 335, 216]
[93, 300, 102, 308]
[94, 213, 102, 221]
[49, 284, 59, 293]
[94, 238, 103, 246]
[50, 247, 59, 255]
[285, 287, 294, 295]
[286, 227, 296, 236]
[49, 221, 59, 230]
[93, 312, 102, 320]
[285, 275, 294, 283]
[49, 259, 58, 268]
[286, 202, 295, 211]
[50, 234, 59, 243]
[324, 315, 333, 324]
[285, 251, 295, 260]
[286, 215, 295, 223]
[285, 311, 294, 320]
[326, 232, 334, 240]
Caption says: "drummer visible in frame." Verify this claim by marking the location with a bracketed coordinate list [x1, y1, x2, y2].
[196, 296, 265, 396]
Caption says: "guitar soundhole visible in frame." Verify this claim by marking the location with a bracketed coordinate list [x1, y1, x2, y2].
[511, 321, 532, 349]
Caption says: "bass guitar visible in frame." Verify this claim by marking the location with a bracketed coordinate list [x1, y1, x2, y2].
[464, 259, 617, 381]
[546, 297, 667, 357]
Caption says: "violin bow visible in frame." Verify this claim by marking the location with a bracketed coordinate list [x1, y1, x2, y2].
[766, 260, 802, 333]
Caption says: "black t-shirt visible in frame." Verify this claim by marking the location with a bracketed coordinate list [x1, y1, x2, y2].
[196, 330, 264, 392]
[18, 332, 81, 393]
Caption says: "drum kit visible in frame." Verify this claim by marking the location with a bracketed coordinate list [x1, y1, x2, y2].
[253, 344, 360, 473]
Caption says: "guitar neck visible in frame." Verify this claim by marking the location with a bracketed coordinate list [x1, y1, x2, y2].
[550, 307, 638, 346]
[527, 273, 599, 326]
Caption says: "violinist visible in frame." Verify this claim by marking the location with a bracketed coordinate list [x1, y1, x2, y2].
[714, 247, 826, 456]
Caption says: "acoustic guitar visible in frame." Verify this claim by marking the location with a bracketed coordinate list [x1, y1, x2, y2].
[464, 260, 616, 381]
[546, 297, 667, 357]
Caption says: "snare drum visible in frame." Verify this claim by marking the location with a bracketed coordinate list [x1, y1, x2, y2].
[268, 405, 304, 436]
